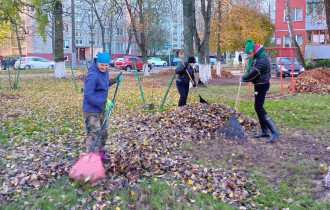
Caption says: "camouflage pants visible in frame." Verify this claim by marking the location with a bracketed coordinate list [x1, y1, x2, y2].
[83, 112, 108, 153]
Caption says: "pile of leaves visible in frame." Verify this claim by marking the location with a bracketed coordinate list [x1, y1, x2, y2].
[219, 70, 235, 78]
[156, 69, 175, 76]
[285, 68, 330, 94]
[299, 68, 330, 85]
[1, 103, 259, 208]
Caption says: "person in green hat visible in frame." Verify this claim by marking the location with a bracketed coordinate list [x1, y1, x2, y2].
[242, 39, 280, 143]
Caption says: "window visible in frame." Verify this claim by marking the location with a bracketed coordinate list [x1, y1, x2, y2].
[64, 40, 69, 49]
[276, 38, 281, 45]
[76, 23, 82, 29]
[75, 16, 82, 22]
[106, 43, 110, 50]
[115, 43, 124, 51]
[75, 32, 82, 37]
[284, 8, 303, 22]
[64, 24, 69, 32]
[76, 40, 83, 45]
[284, 35, 303, 47]
[115, 28, 123, 36]
[307, 2, 325, 17]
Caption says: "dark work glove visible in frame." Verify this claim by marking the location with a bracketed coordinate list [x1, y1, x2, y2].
[193, 83, 197, 88]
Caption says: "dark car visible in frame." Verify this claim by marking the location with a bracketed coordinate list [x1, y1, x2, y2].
[114, 56, 152, 71]
[1, 56, 19, 70]
[272, 57, 305, 78]
[109, 59, 116, 67]
[170, 57, 181, 66]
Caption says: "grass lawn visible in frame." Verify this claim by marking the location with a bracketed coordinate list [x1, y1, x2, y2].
[0, 72, 329, 209]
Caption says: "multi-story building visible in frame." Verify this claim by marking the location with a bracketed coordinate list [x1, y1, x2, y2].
[274, 0, 329, 59]
[305, 0, 329, 59]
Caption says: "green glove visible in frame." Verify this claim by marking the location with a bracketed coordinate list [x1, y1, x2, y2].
[105, 99, 115, 112]
[116, 74, 123, 83]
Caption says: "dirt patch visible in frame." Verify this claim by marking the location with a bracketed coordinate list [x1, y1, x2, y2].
[186, 129, 330, 199]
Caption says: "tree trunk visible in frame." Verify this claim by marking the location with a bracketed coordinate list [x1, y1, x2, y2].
[125, 0, 148, 63]
[52, 16, 55, 61]
[108, 18, 113, 54]
[71, 0, 76, 68]
[326, 0, 330, 35]
[193, 0, 212, 83]
[93, 5, 105, 52]
[53, 0, 66, 78]
[14, 24, 22, 57]
[126, 29, 133, 55]
[285, 0, 305, 67]
[182, 0, 195, 60]
[216, 0, 221, 61]
[216, 0, 221, 77]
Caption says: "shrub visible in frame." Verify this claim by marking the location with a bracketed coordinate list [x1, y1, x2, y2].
[305, 59, 330, 70]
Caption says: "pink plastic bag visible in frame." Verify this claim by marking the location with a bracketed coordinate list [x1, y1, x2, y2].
[69, 153, 106, 183]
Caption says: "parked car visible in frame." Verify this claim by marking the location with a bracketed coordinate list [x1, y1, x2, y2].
[14, 57, 55, 70]
[272, 57, 305, 78]
[1, 56, 19, 70]
[170, 57, 181, 66]
[109, 59, 116, 67]
[114, 56, 152, 71]
[195, 57, 216, 70]
[147, 57, 167, 66]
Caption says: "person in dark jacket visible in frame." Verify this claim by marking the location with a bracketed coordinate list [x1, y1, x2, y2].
[242, 39, 280, 143]
[175, 56, 197, 107]
[82, 52, 122, 157]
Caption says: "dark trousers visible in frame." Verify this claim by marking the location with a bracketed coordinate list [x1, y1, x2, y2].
[176, 81, 190, 107]
[254, 82, 270, 118]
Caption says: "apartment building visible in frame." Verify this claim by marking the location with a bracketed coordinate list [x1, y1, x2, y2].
[274, 0, 329, 59]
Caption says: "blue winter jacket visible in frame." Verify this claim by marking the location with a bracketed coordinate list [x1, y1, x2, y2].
[82, 59, 116, 113]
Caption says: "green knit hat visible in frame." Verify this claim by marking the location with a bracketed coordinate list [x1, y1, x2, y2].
[245, 39, 255, 54]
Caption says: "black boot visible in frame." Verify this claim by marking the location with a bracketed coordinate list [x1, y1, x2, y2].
[264, 115, 280, 143]
[254, 117, 270, 138]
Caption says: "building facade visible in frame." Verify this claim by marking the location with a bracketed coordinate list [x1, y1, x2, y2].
[274, 0, 329, 59]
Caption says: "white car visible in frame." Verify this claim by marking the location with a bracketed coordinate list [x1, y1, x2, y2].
[14, 57, 55, 70]
[147, 57, 168, 66]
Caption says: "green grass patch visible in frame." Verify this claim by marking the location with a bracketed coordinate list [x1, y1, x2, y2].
[197, 85, 330, 133]
[3, 177, 235, 210]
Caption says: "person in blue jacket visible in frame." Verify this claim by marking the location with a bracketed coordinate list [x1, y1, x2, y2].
[175, 56, 197, 106]
[82, 52, 122, 158]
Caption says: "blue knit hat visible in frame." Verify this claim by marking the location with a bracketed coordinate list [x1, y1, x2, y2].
[97, 52, 111, 64]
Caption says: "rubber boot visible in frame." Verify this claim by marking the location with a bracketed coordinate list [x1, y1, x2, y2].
[264, 115, 280, 143]
[254, 118, 270, 138]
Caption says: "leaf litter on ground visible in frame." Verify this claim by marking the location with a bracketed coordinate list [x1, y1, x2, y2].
[1, 76, 261, 208]
[1, 101, 260, 208]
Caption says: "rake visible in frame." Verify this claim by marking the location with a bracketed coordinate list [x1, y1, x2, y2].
[217, 76, 246, 140]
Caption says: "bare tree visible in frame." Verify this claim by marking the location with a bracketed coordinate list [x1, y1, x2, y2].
[124, 0, 148, 63]
[82, 8, 98, 62]
[182, 0, 195, 60]
[285, 0, 305, 67]
[193, 0, 212, 65]
[71, 0, 76, 68]
[53, 0, 66, 78]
